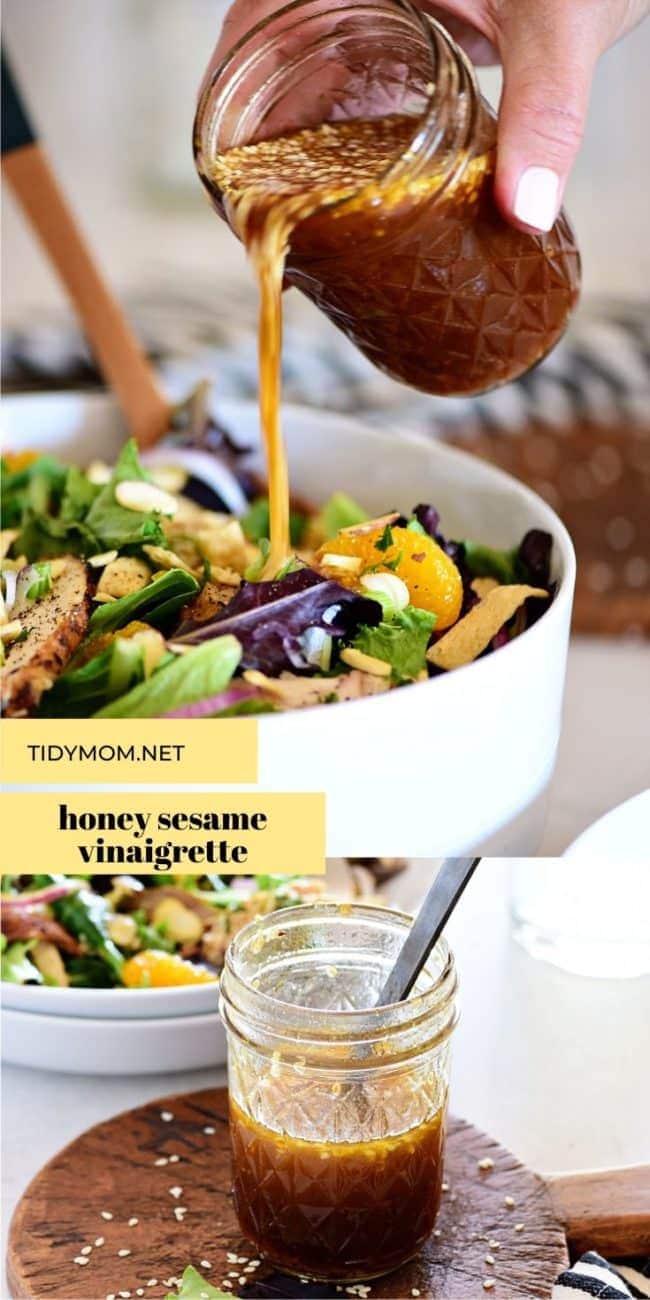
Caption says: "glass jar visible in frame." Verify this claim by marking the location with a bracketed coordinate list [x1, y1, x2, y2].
[219, 902, 459, 1282]
[194, 0, 580, 397]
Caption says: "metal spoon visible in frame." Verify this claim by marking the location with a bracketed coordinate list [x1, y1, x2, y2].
[376, 857, 481, 1006]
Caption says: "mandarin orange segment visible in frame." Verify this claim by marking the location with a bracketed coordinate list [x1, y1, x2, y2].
[121, 949, 219, 988]
[317, 525, 463, 629]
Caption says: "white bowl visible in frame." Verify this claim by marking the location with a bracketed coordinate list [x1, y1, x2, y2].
[1, 391, 576, 856]
[1, 1004, 225, 1074]
[0, 980, 220, 1018]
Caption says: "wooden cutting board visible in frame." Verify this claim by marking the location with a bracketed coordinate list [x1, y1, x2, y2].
[8, 1087, 649, 1300]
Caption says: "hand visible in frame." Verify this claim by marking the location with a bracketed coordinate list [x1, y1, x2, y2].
[209, 0, 649, 232]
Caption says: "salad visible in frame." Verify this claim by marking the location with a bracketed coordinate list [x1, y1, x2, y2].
[0, 874, 323, 989]
[0, 439, 553, 718]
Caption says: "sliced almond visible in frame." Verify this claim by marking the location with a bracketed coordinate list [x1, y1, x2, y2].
[340, 647, 392, 677]
[142, 544, 194, 575]
[0, 620, 23, 642]
[86, 460, 112, 486]
[115, 480, 178, 517]
[320, 553, 363, 574]
[340, 512, 400, 537]
[88, 550, 119, 569]
[427, 584, 548, 671]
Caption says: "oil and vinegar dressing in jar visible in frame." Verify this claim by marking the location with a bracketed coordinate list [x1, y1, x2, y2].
[219, 903, 459, 1281]
[194, 1, 581, 572]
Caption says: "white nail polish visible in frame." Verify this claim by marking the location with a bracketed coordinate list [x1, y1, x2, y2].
[513, 166, 560, 232]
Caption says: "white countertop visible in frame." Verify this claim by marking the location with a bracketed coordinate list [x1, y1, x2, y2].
[3, 861, 649, 1296]
[540, 637, 649, 855]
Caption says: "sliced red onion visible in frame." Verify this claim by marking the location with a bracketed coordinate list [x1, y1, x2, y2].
[162, 682, 261, 719]
[1, 880, 81, 912]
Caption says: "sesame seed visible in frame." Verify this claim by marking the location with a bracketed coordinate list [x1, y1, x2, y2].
[107, 1294, 116, 1300]
[95, 1237, 105, 1247]
[101, 1211, 114, 1220]
[169, 1154, 180, 1163]
[228, 1272, 239, 1279]
[433, 1229, 441, 1237]
[412, 1290, 421, 1297]
[238, 1278, 247, 1286]
[504, 1196, 516, 1209]
[169, 1186, 183, 1198]
[119, 1292, 131, 1299]
[515, 1222, 524, 1231]
[483, 1281, 496, 1291]
[73, 1257, 89, 1266]
[155, 1157, 169, 1166]
[237, 1257, 248, 1265]
[221, 1282, 232, 1290]
[489, 1240, 501, 1249]
[81, 1245, 92, 1255]
[160, 1111, 174, 1121]
[147, 1282, 158, 1288]
[478, 1157, 495, 1172]
[227, 1254, 239, 1263]
[441, 1181, 449, 1192]
[203, 1126, 215, 1134]
[485, 1254, 495, 1266]
[250, 1260, 261, 1267]
[200, 1261, 212, 1269]
[128, 1218, 139, 1227]
[137, 1292, 145, 1297]
[173, 1207, 187, 1220]
[118, 1249, 132, 1257]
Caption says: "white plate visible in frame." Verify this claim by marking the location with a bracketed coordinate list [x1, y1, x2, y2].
[1, 1004, 225, 1074]
[2, 392, 576, 856]
[564, 789, 650, 861]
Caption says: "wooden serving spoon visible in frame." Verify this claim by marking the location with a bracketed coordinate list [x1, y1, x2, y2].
[2, 47, 170, 449]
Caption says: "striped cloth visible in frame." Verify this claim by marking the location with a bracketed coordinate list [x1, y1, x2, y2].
[2, 287, 649, 435]
[554, 1254, 650, 1299]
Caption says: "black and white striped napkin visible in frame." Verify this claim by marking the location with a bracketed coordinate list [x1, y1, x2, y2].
[554, 1254, 650, 1299]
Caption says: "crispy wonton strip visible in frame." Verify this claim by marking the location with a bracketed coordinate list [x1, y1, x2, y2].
[427, 584, 548, 671]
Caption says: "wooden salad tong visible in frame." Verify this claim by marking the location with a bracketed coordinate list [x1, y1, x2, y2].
[2, 46, 171, 448]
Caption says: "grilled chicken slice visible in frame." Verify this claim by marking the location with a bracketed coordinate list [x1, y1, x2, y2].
[1, 556, 92, 716]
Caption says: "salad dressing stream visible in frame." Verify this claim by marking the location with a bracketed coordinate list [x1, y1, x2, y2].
[209, 115, 435, 573]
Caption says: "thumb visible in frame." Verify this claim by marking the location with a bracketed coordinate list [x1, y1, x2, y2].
[494, 4, 600, 232]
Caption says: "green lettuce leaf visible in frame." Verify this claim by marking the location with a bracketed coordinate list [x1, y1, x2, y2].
[463, 541, 518, 585]
[351, 606, 436, 681]
[85, 439, 166, 550]
[95, 635, 242, 718]
[38, 637, 148, 717]
[89, 569, 199, 634]
[166, 1266, 232, 1300]
[59, 465, 101, 522]
[1, 941, 43, 985]
[241, 495, 307, 546]
[316, 491, 368, 539]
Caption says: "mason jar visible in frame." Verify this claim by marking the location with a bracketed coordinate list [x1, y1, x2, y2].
[194, 0, 580, 397]
[219, 902, 459, 1281]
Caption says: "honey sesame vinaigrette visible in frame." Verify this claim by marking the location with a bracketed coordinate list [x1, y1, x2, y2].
[194, 0, 580, 574]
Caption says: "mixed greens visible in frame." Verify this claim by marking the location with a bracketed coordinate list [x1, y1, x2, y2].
[0, 874, 321, 989]
[1, 439, 554, 717]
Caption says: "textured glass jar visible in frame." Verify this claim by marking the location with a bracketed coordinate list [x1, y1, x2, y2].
[194, 0, 580, 397]
[219, 902, 459, 1281]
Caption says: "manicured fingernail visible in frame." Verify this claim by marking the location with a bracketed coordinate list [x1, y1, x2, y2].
[513, 166, 560, 231]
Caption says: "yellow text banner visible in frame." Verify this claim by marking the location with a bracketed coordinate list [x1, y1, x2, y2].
[1, 719, 257, 785]
[1, 792, 325, 875]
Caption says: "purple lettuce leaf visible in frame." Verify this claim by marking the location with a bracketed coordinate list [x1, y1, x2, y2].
[516, 529, 552, 588]
[175, 567, 382, 675]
